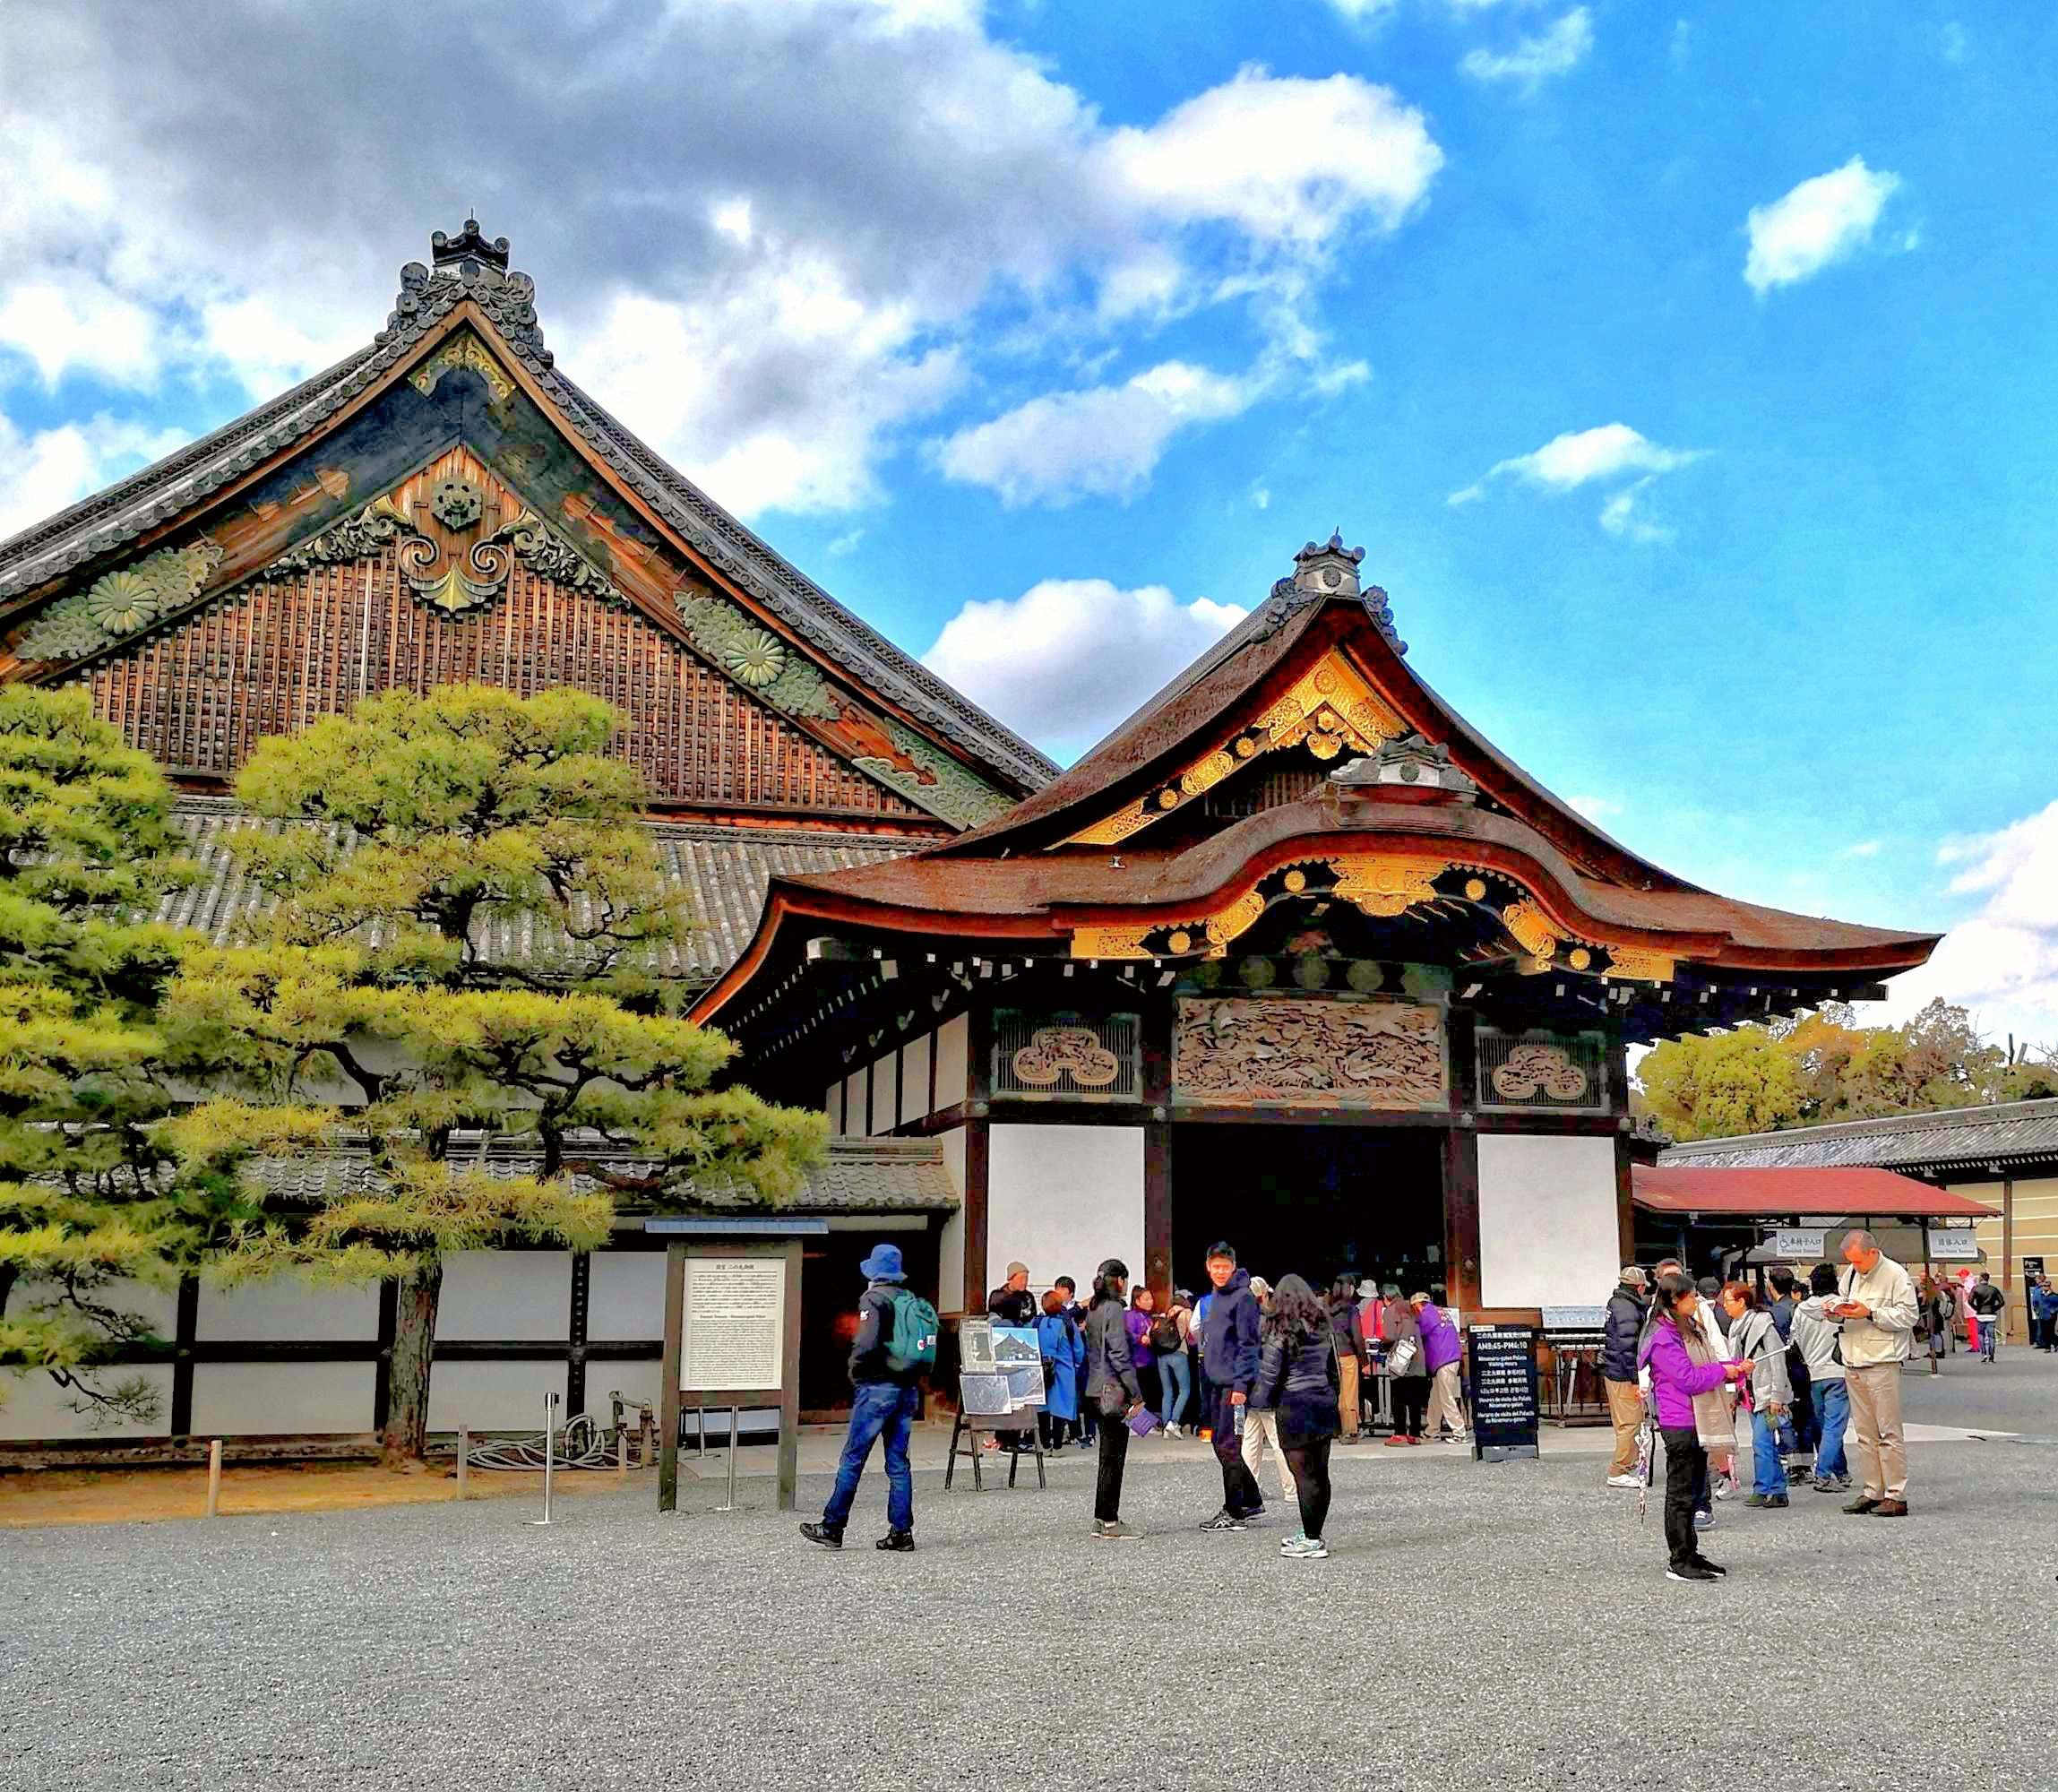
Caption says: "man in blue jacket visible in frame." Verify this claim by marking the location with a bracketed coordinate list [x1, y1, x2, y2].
[1197, 1241, 1265, 1531]
[802, 1243, 924, 1553]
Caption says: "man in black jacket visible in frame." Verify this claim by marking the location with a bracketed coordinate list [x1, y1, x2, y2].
[1600, 1267, 1648, 1489]
[802, 1243, 925, 1553]
[1197, 1242, 1265, 1530]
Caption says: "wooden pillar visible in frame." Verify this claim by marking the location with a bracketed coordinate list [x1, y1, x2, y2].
[778, 1238, 804, 1512]
[1144, 1122, 1174, 1297]
[1614, 1133, 1638, 1269]
[2002, 1176, 2015, 1340]
[962, 1119, 991, 1308]
[565, 1249, 591, 1418]
[658, 1244, 685, 1513]
[168, 1277, 200, 1439]
[1443, 1126, 1482, 1316]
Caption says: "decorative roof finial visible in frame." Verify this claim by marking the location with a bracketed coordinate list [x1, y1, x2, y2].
[431, 217, 510, 273]
[1291, 532, 1365, 598]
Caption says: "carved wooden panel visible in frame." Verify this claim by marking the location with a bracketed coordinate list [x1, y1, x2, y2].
[1474, 1030, 1608, 1113]
[991, 1011, 1141, 1101]
[83, 549, 927, 819]
[1172, 995, 1448, 1110]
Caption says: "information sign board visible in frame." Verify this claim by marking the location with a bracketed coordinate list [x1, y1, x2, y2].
[1468, 1325, 1539, 1462]
[1925, 1226, 1979, 1262]
[681, 1255, 787, 1392]
[1768, 1228, 1826, 1262]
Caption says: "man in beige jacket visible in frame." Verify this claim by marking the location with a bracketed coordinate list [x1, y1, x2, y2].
[1830, 1229, 1920, 1517]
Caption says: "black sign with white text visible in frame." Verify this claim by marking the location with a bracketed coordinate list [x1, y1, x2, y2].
[1468, 1325, 1540, 1461]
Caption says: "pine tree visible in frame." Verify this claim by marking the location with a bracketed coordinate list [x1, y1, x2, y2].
[0, 687, 201, 1424]
[179, 686, 824, 1464]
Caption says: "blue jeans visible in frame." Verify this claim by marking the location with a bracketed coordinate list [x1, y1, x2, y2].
[822, 1382, 919, 1535]
[1977, 1317, 1998, 1358]
[1749, 1407, 1786, 1497]
[1158, 1348, 1192, 1428]
[1813, 1378, 1850, 1480]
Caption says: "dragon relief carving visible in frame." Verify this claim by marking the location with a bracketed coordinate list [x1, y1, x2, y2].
[1174, 996, 1447, 1110]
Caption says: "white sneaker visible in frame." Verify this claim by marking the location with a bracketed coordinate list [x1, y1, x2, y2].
[1711, 1473, 1735, 1501]
[1606, 1473, 1641, 1489]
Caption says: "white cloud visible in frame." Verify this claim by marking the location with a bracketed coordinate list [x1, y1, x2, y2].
[1453, 424, 1702, 539]
[1568, 794, 1622, 822]
[0, 411, 185, 540]
[923, 578, 1247, 755]
[1744, 157, 1903, 295]
[937, 362, 1254, 506]
[1461, 9, 1594, 88]
[1841, 840, 1882, 859]
[1880, 801, 2058, 1047]
[0, 10, 1446, 522]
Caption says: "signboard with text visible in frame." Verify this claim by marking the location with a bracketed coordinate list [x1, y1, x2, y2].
[681, 1254, 787, 1392]
[1468, 1325, 1539, 1462]
[1768, 1228, 1826, 1262]
[1925, 1226, 1980, 1262]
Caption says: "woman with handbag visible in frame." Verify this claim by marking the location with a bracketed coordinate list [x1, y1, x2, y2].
[1639, 1271, 1753, 1583]
[1252, 1272, 1342, 1559]
[1379, 1284, 1428, 1445]
[1082, 1259, 1149, 1539]
[1151, 1290, 1194, 1435]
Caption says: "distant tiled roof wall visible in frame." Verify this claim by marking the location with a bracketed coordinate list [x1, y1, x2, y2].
[1659, 1098, 2058, 1172]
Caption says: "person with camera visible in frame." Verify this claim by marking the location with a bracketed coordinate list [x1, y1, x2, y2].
[1830, 1229, 1919, 1517]
[1638, 1271, 1754, 1582]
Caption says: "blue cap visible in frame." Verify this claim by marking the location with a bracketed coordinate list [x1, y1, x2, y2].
[859, 1243, 905, 1280]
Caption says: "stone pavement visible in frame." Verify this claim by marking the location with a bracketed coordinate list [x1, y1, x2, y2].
[4, 1353, 2052, 1790]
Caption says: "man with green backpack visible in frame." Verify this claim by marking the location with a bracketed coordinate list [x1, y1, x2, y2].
[802, 1243, 937, 1553]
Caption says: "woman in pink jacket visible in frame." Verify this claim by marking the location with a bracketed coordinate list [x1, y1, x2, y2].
[1637, 1271, 1753, 1584]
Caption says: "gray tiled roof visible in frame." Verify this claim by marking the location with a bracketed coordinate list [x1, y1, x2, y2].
[0, 241, 1055, 795]
[1658, 1098, 2058, 1172]
[160, 796, 916, 982]
[245, 1133, 957, 1213]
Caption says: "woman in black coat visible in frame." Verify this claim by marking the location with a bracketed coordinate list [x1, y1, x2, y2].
[1081, 1258, 1148, 1540]
[1252, 1272, 1341, 1559]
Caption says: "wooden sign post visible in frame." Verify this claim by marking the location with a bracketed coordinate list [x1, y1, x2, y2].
[653, 1216, 822, 1515]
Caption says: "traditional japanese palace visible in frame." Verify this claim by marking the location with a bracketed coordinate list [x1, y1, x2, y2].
[0, 222, 1941, 1443]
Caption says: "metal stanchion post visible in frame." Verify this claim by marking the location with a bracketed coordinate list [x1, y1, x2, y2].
[530, 1391, 561, 1526]
[714, 1403, 740, 1513]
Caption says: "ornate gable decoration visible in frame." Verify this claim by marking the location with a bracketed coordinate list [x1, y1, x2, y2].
[1173, 995, 1448, 1111]
[271, 448, 626, 620]
[1060, 646, 1408, 848]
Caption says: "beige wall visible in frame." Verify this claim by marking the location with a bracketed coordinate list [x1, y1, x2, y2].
[1958, 1176, 2058, 1339]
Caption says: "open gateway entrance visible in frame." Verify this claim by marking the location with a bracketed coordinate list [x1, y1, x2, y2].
[1169, 1124, 1446, 1299]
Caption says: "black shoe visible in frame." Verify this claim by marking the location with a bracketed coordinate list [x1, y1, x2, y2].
[1666, 1561, 1719, 1582]
[800, 1522, 843, 1550]
[1200, 1510, 1249, 1533]
[1761, 1495, 1789, 1509]
[1241, 1502, 1268, 1523]
[875, 1529, 916, 1552]
[1842, 1496, 1881, 1515]
[1691, 1555, 1728, 1577]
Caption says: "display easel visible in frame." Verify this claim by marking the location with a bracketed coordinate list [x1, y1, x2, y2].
[943, 1406, 1046, 1490]
[943, 1314, 1046, 1490]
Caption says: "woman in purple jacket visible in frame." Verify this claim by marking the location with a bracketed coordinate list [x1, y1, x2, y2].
[1125, 1287, 1159, 1420]
[1638, 1271, 1753, 1583]
[1411, 1292, 1466, 1442]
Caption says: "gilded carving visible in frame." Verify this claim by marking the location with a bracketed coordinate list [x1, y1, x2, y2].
[1603, 946, 1676, 983]
[1491, 1043, 1590, 1103]
[17, 538, 226, 661]
[1323, 853, 1448, 918]
[1205, 888, 1268, 948]
[1173, 997, 1447, 1110]
[1500, 899, 1559, 960]
[1068, 922, 1158, 961]
[1011, 1027, 1123, 1090]
[409, 331, 515, 402]
[1059, 647, 1407, 848]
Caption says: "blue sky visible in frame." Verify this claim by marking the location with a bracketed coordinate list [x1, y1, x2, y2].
[3, 1, 2054, 1045]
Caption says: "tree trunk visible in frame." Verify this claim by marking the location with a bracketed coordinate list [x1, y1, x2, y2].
[380, 1256, 443, 1468]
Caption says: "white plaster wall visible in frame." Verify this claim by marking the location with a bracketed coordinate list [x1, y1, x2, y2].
[1477, 1133, 1621, 1309]
[191, 1362, 376, 1435]
[823, 1082, 840, 1121]
[587, 1252, 667, 1341]
[841, 1071, 866, 1134]
[589, 1357, 662, 1426]
[937, 1125, 968, 1312]
[198, 1276, 378, 1342]
[427, 1359, 567, 1431]
[989, 1124, 1144, 1293]
[0, 1365, 175, 1440]
[435, 1251, 572, 1340]
[869, 1051, 897, 1134]
[900, 1033, 932, 1125]
[935, 1013, 969, 1111]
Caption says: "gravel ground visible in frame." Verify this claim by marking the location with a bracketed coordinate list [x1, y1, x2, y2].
[5, 1370, 2054, 1791]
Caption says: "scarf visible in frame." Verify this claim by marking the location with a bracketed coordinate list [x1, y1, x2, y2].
[1682, 1323, 1736, 1450]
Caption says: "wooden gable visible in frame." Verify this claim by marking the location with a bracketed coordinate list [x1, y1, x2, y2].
[2, 233, 1051, 834]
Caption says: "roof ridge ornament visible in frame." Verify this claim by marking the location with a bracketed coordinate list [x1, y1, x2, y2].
[381, 218, 552, 367]
[1267, 532, 1405, 654]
